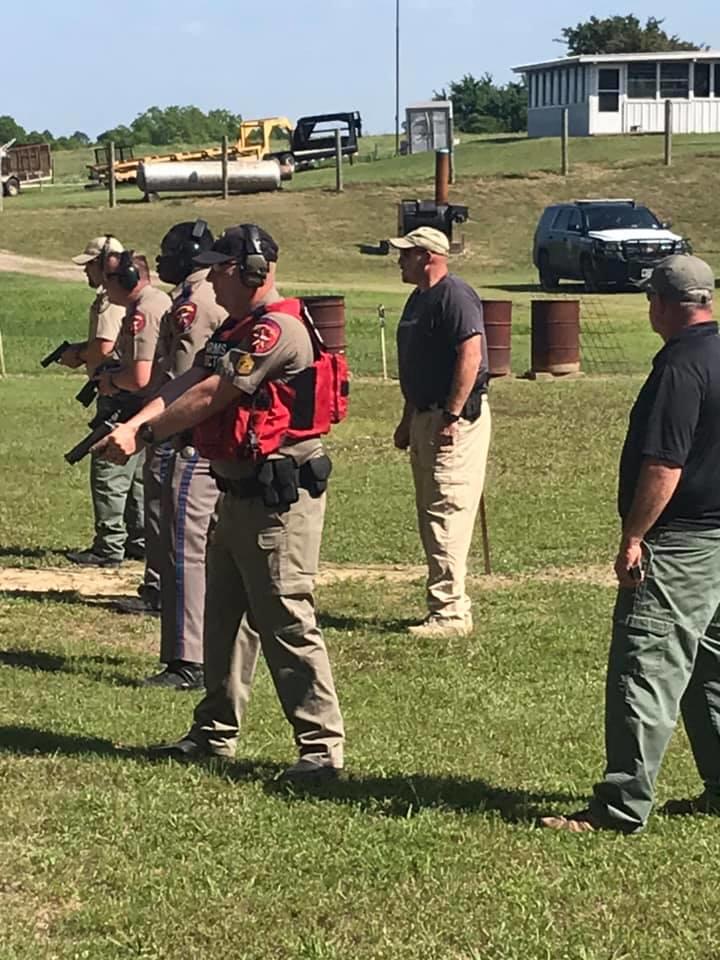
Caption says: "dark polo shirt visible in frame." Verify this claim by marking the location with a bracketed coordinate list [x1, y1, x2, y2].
[618, 321, 720, 530]
[397, 273, 488, 411]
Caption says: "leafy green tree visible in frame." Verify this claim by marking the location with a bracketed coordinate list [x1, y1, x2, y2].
[0, 115, 27, 144]
[559, 15, 701, 55]
[437, 74, 527, 133]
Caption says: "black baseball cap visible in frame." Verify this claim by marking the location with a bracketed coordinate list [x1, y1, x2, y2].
[194, 224, 279, 266]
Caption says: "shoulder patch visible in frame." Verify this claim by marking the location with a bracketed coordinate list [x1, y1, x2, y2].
[251, 318, 282, 355]
[174, 301, 197, 332]
[130, 312, 146, 335]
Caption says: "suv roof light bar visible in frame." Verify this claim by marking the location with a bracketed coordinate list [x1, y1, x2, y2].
[574, 198, 635, 205]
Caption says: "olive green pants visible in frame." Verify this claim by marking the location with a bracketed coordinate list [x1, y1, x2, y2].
[89, 396, 144, 561]
[591, 527, 720, 831]
[89, 454, 144, 562]
[189, 488, 345, 765]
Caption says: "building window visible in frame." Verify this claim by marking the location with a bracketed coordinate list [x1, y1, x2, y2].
[598, 68, 620, 112]
[627, 62, 657, 98]
[694, 63, 711, 98]
[715, 64, 720, 97]
[660, 62, 689, 98]
[579, 66, 586, 101]
[552, 71, 559, 105]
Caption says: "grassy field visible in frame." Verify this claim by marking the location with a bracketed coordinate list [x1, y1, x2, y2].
[3, 134, 720, 288]
[3, 132, 720, 958]
[3, 268, 720, 959]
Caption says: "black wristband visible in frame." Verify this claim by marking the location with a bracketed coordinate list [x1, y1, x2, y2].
[442, 410, 461, 423]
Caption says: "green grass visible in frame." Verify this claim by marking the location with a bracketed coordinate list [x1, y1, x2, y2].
[3, 139, 720, 288]
[2, 142, 720, 959]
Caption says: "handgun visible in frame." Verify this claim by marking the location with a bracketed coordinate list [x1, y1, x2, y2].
[40, 340, 72, 368]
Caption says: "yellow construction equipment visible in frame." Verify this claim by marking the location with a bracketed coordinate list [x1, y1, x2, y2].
[87, 117, 294, 186]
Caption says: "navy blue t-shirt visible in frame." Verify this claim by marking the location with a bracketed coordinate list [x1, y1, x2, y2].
[618, 322, 720, 530]
[396, 273, 488, 411]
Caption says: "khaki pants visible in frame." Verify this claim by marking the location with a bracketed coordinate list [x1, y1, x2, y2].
[409, 404, 492, 621]
[158, 449, 219, 666]
[591, 527, 720, 831]
[142, 444, 174, 594]
[190, 488, 345, 764]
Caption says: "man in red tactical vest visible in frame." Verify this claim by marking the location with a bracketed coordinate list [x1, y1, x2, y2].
[97, 223, 345, 780]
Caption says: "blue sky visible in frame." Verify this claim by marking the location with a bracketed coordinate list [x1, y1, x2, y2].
[4, 0, 719, 137]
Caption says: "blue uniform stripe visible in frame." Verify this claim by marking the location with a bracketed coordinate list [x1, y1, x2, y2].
[174, 452, 199, 659]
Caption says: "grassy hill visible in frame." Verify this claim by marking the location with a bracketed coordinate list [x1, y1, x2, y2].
[2, 133, 720, 285]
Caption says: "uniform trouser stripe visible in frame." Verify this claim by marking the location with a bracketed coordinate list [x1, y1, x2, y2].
[174, 452, 199, 657]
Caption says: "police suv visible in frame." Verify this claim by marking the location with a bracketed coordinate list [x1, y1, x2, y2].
[532, 199, 690, 292]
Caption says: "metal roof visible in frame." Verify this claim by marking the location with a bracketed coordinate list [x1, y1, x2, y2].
[513, 50, 720, 73]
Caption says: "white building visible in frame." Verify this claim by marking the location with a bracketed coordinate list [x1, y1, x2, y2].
[513, 51, 720, 137]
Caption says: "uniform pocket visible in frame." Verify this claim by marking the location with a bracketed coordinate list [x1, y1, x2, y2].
[615, 612, 674, 678]
[256, 518, 289, 594]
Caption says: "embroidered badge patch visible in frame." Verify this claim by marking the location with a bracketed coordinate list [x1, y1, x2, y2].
[251, 319, 281, 355]
[174, 301, 197, 332]
[130, 312, 146, 335]
[234, 352, 255, 376]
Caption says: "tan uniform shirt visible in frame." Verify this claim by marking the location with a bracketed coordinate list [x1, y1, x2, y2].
[154, 270, 226, 386]
[208, 307, 321, 479]
[116, 284, 172, 365]
[88, 289, 124, 348]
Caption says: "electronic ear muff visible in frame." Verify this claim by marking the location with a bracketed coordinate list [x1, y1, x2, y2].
[113, 250, 141, 291]
[239, 225, 269, 289]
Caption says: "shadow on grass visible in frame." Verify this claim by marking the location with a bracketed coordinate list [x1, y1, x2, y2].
[319, 611, 417, 633]
[0, 546, 68, 560]
[0, 648, 139, 687]
[0, 588, 133, 612]
[265, 772, 580, 823]
[0, 724, 147, 760]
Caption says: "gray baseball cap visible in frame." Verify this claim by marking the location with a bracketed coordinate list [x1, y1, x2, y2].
[644, 254, 715, 304]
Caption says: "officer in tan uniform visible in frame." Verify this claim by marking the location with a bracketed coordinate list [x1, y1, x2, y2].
[116, 221, 227, 693]
[98, 224, 344, 780]
[63, 236, 146, 568]
[99, 251, 172, 600]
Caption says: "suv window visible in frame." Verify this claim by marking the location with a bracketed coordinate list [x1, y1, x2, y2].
[551, 208, 571, 230]
[584, 204, 661, 231]
[567, 209, 582, 233]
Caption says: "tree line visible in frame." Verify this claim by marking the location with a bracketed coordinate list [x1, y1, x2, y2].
[0, 105, 243, 151]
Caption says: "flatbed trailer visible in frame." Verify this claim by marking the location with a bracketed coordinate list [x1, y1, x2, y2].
[1, 140, 53, 196]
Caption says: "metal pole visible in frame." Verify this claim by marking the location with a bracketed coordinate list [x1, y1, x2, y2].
[561, 108, 569, 176]
[108, 141, 117, 209]
[448, 110, 455, 185]
[377, 304, 388, 380]
[394, 0, 400, 155]
[221, 135, 229, 199]
[479, 494, 491, 575]
[334, 129, 344, 193]
[664, 99, 673, 167]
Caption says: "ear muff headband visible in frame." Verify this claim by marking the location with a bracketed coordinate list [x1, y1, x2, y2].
[240, 225, 269, 289]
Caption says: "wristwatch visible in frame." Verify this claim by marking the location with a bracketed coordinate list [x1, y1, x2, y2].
[442, 410, 461, 424]
[138, 423, 155, 446]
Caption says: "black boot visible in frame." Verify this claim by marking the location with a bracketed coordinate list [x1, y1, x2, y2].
[142, 660, 204, 691]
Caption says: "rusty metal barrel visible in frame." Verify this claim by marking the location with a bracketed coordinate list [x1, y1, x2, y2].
[435, 149, 450, 205]
[531, 299, 580, 375]
[303, 296, 346, 354]
[481, 300, 512, 377]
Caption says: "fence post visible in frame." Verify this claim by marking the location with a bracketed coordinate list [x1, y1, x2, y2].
[108, 141, 117, 209]
[561, 108, 569, 176]
[221, 135, 229, 199]
[664, 100, 673, 167]
[335, 129, 344, 193]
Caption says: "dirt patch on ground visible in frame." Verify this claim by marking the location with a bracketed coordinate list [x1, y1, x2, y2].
[0, 250, 82, 284]
[0, 560, 615, 601]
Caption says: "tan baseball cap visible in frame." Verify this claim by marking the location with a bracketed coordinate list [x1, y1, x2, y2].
[388, 226, 450, 256]
[72, 235, 124, 265]
[644, 254, 715, 304]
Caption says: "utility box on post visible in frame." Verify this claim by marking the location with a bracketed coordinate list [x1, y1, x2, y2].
[405, 101, 453, 154]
